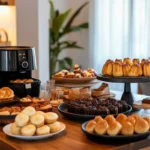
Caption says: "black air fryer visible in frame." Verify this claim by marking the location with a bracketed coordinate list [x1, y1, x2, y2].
[0, 46, 41, 97]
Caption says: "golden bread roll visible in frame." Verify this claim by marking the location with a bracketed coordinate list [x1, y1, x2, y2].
[125, 116, 136, 126]
[95, 120, 109, 135]
[113, 62, 123, 77]
[122, 63, 131, 76]
[22, 106, 36, 117]
[102, 61, 113, 76]
[0, 111, 10, 115]
[35, 111, 45, 116]
[1, 87, 14, 98]
[10, 122, 21, 135]
[121, 121, 134, 136]
[133, 58, 140, 64]
[128, 63, 140, 76]
[36, 125, 50, 135]
[21, 124, 36, 136]
[143, 117, 150, 125]
[44, 112, 58, 124]
[66, 72, 74, 78]
[135, 118, 149, 134]
[30, 114, 44, 127]
[20, 97, 32, 103]
[15, 113, 29, 127]
[115, 59, 123, 65]
[74, 64, 79, 69]
[123, 58, 133, 66]
[74, 73, 82, 78]
[131, 114, 140, 121]
[85, 120, 96, 133]
[143, 62, 150, 76]
[94, 116, 103, 123]
[48, 121, 61, 133]
[107, 121, 122, 136]
[104, 115, 116, 125]
[116, 114, 127, 125]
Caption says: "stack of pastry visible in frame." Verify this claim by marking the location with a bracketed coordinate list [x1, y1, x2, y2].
[86, 113, 150, 136]
[10, 79, 34, 83]
[53, 64, 96, 78]
[0, 87, 14, 101]
[102, 58, 150, 77]
[10, 106, 62, 136]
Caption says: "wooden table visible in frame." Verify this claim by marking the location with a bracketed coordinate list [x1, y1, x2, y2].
[0, 91, 150, 150]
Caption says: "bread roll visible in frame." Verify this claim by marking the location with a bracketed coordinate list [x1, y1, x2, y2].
[35, 111, 45, 116]
[107, 121, 122, 136]
[104, 115, 116, 125]
[116, 114, 127, 125]
[125, 116, 136, 126]
[143, 117, 150, 125]
[10, 122, 21, 135]
[95, 120, 109, 135]
[85, 120, 96, 133]
[15, 113, 29, 127]
[94, 116, 103, 123]
[113, 62, 123, 77]
[30, 114, 44, 127]
[48, 121, 61, 133]
[121, 121, 134, 136]
[134, 118, 149, 134]
[21, 124, 36, 136]
[36, 125, 50, 135]
[44, 112, 58, 124]
[131, 114, 140, 121]
[22, 106, 36, 117]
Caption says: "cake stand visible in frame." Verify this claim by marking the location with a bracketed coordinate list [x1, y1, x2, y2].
[97, 74, 150, 106]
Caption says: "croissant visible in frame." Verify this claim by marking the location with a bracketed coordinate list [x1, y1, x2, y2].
[128, 63, 140, 76]
[115, 59, 123, 65]
[122, 63, 131, 76]
[143, 62, 150, 76]
[102, 61, 113, 76]
[113, 62, 123, 77]
[123, 58, 133, 66]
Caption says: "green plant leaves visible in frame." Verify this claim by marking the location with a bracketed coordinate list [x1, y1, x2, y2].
[60, 41, 83, 50]
[52, 9, 72, 40]
[49, 0, 56, 21]
[64, 57, 73, 67]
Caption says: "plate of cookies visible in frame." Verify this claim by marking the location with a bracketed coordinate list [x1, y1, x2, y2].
[52, 64, 97, 84]
[3, 106, 66, 140]
[82, 114, 150, 142]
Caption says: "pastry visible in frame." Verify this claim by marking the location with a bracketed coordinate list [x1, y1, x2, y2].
[13, 79, 24, 83]
[141, 59, 148, 66]
[115, 59, 123, 65]
[0, 111, 10, 115]
[74, 68, 82, 74]
[68, 89, 80, 100]
[91, 83, 110, 97]
[15, 113, 29, 127]
[66, 72, 74, 78]
[36, 125, 50, 135]
[122, 63, 131, 76]
[21, 124, 36, 136]
[61, 69, 69, 75]
[128, 63, 140, 76]
[39, 101, 52, 111]
[82, 70, 92, 78]
[121, 121, 134, 136]
[116, 113, 127, 125]
[131, 114, 140, 121]
[95, 120, 109, 135]
[44, 112, 58, 124]
[133, 58, 140, 64]
[0, 87, 14, 100]
[102, 61, 113, 76]
[134, 118, 149, 134]
[143, 117, 150, 125]
[25, 79, 34, 83]
[143, 62, 150, 76]
[11, 112, 20, 115]
[87, 68, 96, 75]
[142, 97, 150, 104]
[22, 106, 36, 117]
[123, 58, 133, 66]
[20, 97, 32, 103]
[79, 88, 90, 99]
[104, 115, 116, 125]
[30, 114, 44, 127]
[48, 121, 61, 133]
[35, 111, 45, 116]
[94, 116, 103, 123]
[125, 116, 136, 126]
[53, 72, 64, 78]
[74, 73, 82, 78]
[74, 64, 80, 70]
[85, 120, 96, 133]
[107, 121, 122, 136]
[113, 62, 123, 76]
[10, 122, 21, 135]
[32, 97, 45, 103]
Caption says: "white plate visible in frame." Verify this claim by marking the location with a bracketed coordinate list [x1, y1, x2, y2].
[3, 122, 66, 140]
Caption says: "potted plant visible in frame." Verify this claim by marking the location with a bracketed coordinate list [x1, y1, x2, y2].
[49, 0, 89, 78]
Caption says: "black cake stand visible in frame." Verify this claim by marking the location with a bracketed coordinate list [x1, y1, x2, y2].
[97, 74, 150, 106]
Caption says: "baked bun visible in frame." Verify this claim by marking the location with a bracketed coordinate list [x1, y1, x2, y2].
[121, 121, 134, 136]
[44, 112, 58, 124]
[143, 62, 150, 76]
[131, 114, 140, 121]
[15, 113, 29, 127]
[104, 115, 116, 125]
[30, 114, 44, 127]
[107, 121, 122, 136]
[135, 118, 149, 134]
[94, 116, 103, 123]
[53, 72, 64, 78]
[123, 58, 133, 66]
[95, 120, 109, 135]
[133, 58, 140, 64]
[115, 59, 123, 65]
[125, 116, 136, 126]
[116, 113, 127, 125]
[21, 124, 36, 136]
[66, 72, 74, 78]
[85, 120, 96, 133]
[122, 63, 131, 76]
[102, 61, 113, 76]
[48, 121, 61, 133]
[113, 62, 123, 77]
[10, 122, 21, 135]
[128, 63, 140, 76]
[22, 106, 36, 117]
[36, 125, 50, 135]
[35, 111, 45, 116]
[143, 116, 150, 125]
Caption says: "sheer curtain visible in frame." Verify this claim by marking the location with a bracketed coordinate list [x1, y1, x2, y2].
[89, 0, 150, 92]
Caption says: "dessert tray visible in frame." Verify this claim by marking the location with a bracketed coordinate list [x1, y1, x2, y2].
[3, 122, 66, 140]
[81, 121, 150, 142]
[58, 103, 132, 121]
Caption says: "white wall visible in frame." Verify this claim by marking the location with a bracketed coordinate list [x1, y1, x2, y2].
[16, 0, 49, 82]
